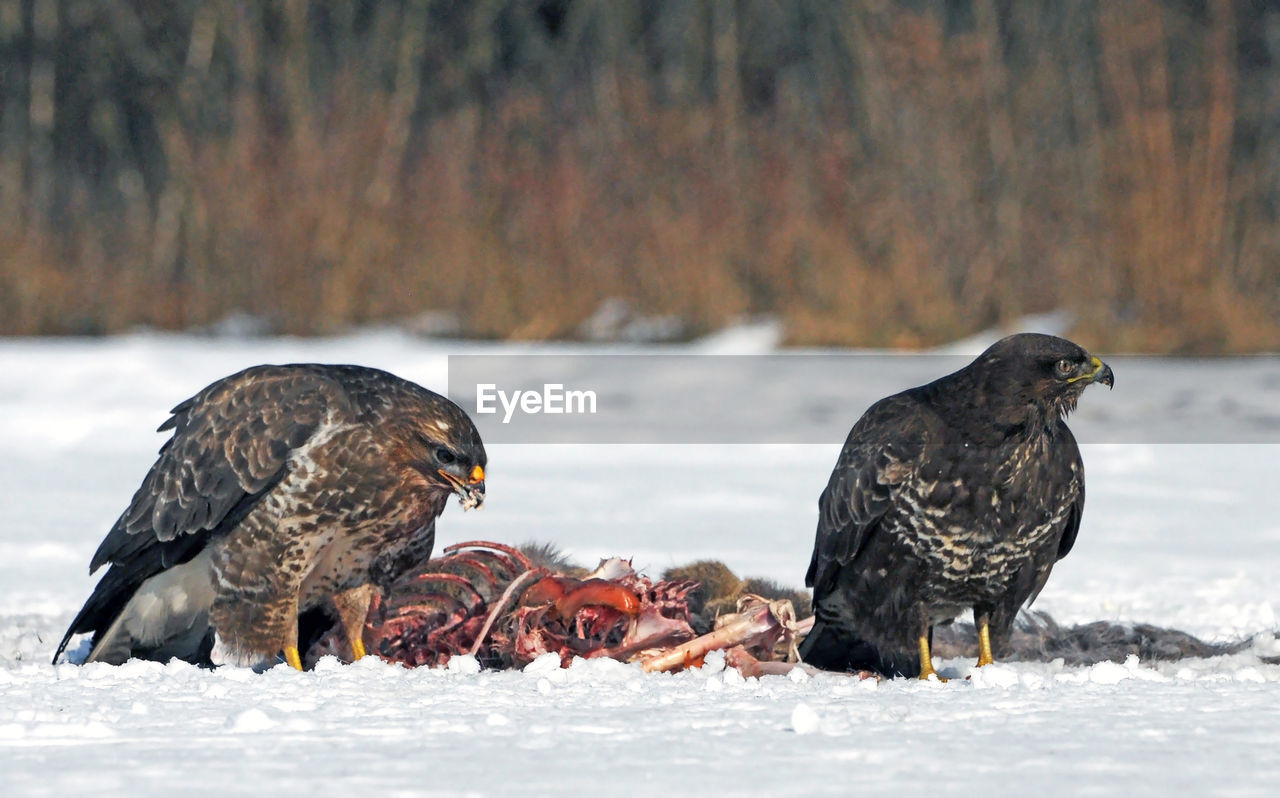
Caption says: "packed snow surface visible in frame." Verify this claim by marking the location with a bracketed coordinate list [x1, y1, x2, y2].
[2, 331, 1278, 796]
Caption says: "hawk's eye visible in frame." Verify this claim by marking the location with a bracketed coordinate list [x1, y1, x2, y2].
[1054, 358, 1074, 378]
[434, 448, 457, 466]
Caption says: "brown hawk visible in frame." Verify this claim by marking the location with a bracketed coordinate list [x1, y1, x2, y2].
[53, 364, 487, 670]
[799, 334, 1113, 679]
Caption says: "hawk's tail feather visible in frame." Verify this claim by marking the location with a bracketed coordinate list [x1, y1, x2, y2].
[797, 618, 920, 677]
[66, 549, 217, 667]
[53, 529, 213, 665]
[52, 564, 139, 664]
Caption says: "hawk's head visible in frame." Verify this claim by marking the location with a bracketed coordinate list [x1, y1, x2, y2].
[396, 396, 488, 510]
[968, 333, 1113, 428]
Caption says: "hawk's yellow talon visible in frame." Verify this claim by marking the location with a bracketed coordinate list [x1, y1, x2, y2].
[351, 638, 367, 660]
[285, 646, 303, 671]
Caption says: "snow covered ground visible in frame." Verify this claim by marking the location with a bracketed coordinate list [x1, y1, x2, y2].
[2, 331, 1278, 796]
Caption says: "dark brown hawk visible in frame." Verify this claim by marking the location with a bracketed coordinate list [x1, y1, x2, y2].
[53, 364, 486, 670]
[798, 334, 1113, 679]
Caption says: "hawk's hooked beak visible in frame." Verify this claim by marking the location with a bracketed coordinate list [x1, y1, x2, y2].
[438, 465, 486, 510]
[1070, 356, 1114, 389]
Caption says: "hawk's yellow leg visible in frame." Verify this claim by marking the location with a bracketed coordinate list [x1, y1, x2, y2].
[283, 595, 304, 670]
[918, 634, 944, 681]
[333, 585, 375, 662]
[976, 617, 995, 667]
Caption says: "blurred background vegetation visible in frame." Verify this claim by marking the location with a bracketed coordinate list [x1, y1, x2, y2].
[0, 0, 1276, 351]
